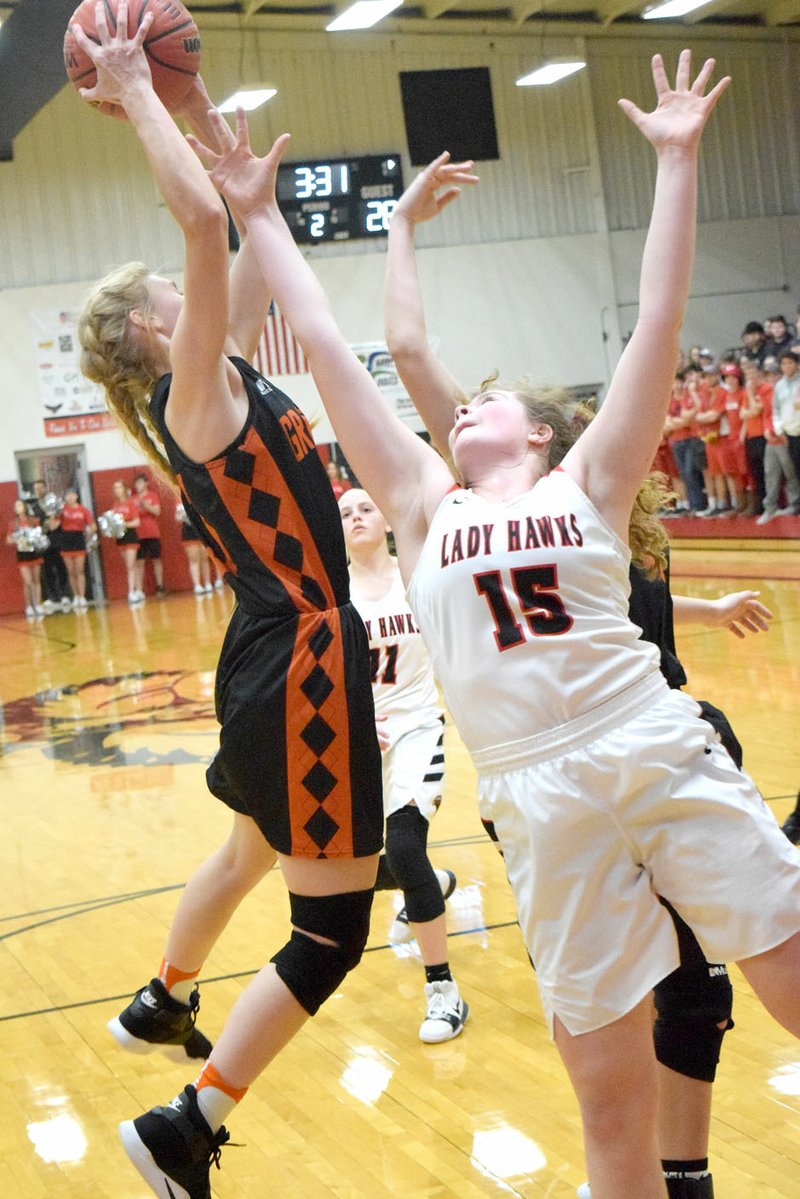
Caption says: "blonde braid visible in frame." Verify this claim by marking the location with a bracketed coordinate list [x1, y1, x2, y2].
[78, 263, 178, 490]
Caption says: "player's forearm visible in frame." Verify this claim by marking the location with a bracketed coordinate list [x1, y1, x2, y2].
[124, 86, 225, 231]
[672, 594, 723, 626]
[639, 147, 698, 332]
[385, 215, 428, 358]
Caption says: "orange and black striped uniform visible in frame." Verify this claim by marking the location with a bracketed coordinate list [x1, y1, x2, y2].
[150, 357, 383, 858]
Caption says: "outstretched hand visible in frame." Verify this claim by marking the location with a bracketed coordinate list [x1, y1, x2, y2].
[187, 108, 291, 221]
[618, 49, 730, 152]
[71, 0, 154, 108]
[713, 590, 773, 638]
[394, 151, 479, 226]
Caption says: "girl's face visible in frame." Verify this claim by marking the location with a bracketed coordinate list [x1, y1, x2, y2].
[338, 490, 388, 551]
[113, 481, 127, 500]
[449, 390, 533, 468]
[146, 275, 183, 338]
[65, 490, 78, 505]
[14, 500, 25, 517]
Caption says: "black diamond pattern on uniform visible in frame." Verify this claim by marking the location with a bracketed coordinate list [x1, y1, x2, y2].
[304, 806, 339, 850]
[301, 713, 335, 756]
[224, 449, 256, 485]
[301, 576, 327, 610]
[274, 530, 303, 572]
[301, 664, 334, 709]
[309, 620, 333, 660]
[303, 761, 337, 803]
[248, 489, 280, 527]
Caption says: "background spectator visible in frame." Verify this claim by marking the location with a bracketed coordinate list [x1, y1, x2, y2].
[6, 498, 45, 617]
[764, 315, 794, 362]
[26, 478, 70, 610]
[739, 320, 767, 367]
[132, 471, 166, 596]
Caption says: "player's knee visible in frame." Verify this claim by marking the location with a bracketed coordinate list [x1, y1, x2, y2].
[374, 854, 397, 892]
[653, 962, 734, 1082]
[385, 807, 444, 923]
[270, 888, 373, 1015]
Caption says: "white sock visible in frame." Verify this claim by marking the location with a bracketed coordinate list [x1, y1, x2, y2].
[167, 978, 197, 1005]
[195, 1085, 237, 1133]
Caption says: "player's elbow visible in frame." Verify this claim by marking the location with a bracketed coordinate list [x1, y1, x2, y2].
[184, 198, 229, 242]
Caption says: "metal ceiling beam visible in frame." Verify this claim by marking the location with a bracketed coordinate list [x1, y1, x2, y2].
[0, 0, 77, 161]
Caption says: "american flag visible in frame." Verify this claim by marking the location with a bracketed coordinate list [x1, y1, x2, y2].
[254, 301, 308, 377]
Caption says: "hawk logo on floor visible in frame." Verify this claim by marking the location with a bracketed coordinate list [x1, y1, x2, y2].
[1, 670, 217, 768]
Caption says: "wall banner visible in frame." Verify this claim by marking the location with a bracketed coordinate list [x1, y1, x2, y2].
[31, 309, 115, 438]
[350, 343, 425, 433]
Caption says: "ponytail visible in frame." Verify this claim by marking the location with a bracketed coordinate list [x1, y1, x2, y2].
[78, 263, 178, 489]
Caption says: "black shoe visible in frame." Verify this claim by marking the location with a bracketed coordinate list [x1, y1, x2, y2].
[120, 1084, 229, 1199]
[665, 1174, 714, 1198]
[781, 803, 800, 845]
[108, 977, 212, 1062]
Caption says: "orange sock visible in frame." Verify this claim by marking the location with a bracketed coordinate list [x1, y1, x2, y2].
[158, 957, 200, 1003]
[194, 1061, 248, 1131]
[194, 1060, 248, 1104]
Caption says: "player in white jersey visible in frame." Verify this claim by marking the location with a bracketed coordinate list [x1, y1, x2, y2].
[339, 489, 467, 1043]
[192, 50, 800, 1199]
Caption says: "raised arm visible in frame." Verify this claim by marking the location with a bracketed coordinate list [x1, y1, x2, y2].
[72, 4, 233, 435]
[384, 154, 478, 458]
[187, 112, 455, 569]
[174, 79, 272, 362]
[563, 51, 730, 538]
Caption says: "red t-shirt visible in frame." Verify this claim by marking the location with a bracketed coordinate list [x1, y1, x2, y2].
[60, 503, 94, 533]
[667, 390, 699, 441]
[135, 489, 161, 540]
[743, 383, 770, 439]
[113, 497, 139, 526]
[8, 515, 39, 535]
[722, 385, 746, 441]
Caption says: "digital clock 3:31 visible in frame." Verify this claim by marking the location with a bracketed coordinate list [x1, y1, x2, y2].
[276, 154, 404, 244]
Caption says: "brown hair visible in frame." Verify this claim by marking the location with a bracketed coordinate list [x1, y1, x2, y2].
[78, 263, 177, 488]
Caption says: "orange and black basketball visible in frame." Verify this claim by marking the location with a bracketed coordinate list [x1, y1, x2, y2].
[64, 0, 201, 118]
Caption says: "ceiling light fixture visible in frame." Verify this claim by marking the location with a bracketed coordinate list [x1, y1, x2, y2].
[327, 0, 403, 32]
[217, 87, 277, 113]
[516, 61, 586, 87]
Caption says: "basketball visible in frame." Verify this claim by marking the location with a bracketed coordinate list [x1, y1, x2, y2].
[64, 0, 202, 118]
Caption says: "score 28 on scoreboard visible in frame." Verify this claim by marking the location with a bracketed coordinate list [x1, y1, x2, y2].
[276, 154, 404, 244]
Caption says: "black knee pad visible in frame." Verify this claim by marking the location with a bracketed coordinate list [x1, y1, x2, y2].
[385, 806, 444, 924]
[270, 888, 373, 1016]
[374, 854, 398, 892]
[653, 960, 734, 1082]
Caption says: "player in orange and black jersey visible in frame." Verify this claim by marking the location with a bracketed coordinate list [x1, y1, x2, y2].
[74, 14, 381, 1196]
[150, 358, 382, 859]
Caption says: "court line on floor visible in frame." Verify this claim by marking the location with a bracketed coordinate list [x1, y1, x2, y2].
[0, 921, 521, 1024]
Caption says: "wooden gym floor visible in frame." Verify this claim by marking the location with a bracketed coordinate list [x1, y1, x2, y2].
[1, 540, 799, 1198]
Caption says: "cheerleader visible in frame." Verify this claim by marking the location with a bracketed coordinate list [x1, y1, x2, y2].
[6, 499, 45, 617]
[175, 501, 213, 595]
[58, 488, 97, 608]
[110, 480, 142, 604]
